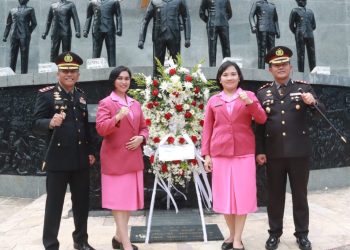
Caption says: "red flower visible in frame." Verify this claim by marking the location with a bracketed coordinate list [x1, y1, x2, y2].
[172, 92, 179, 98]
[161, 163, 168, 173]
[185, 75, 193, 82]
[191, 135, 198, 144]
[146, 102, 154, 109]
[199, 120, 204, 126]
[152, 88, 159, 96]
[191, 100, 197, 106]
[153, 137, 160, 143]
[164, 112, 172, 120]
[172, 160, 181, 164]
[153, 101, 159, 107]
[153, 79, 159, 87]
[169, 68, 176, 76]
[184, 111, 192, 119]
[150, 155, 155, 164]
[175, 104, 183, 112]
[167, 136, 175, 144]
[198, 103, 204, 110]
[190, 159, 198, 165]
[178, 137, 185, 144]
[145, 119, 152, 126]
[194, 86, 200, 94]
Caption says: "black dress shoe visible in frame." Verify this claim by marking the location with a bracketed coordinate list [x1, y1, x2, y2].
[73, 241, 95, 250]
[221, 241, 233, 250]
[112, 237, 138, 250]
[265, 235, 280, 250]
[296, 236, 312, 250]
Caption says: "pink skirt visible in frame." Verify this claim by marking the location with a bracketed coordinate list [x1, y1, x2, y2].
[101, 170, 144, 211]
[212, 155, 257, 215]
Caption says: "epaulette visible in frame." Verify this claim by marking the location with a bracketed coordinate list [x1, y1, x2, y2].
[38, 86, 55, 93]
[293, 80, 309, 84]
[75, 87, 85, 93]
[258, 82, 273, 91]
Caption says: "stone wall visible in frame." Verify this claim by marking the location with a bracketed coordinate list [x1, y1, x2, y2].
[1, 0, 350, 75]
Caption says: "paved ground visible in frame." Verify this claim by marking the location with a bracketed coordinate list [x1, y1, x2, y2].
[0, 187, 349, 250]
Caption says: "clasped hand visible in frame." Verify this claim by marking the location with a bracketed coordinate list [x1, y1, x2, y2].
[239, 91, 253, 105]
[126, 136, 143, 150]
[301, 93, 316, 105]
[49, 112, 66, 128]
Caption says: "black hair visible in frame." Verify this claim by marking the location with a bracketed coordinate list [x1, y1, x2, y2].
[216, 61, 244, 90]
[109, 66, 132, 89]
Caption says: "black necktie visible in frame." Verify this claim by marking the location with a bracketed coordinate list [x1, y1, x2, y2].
[278, 85, 286, 96]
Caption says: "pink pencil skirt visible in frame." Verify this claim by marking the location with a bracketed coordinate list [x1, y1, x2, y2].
[211, 155, 257, 215]
[101, 170, 144, 211]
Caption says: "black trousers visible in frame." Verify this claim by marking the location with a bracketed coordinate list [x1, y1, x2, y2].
[153, 35, 180, 76]
[266, 157, 310, 238]
[92, 32, 116, 67]
[9, 36, 31, 74]
[256, 31, 275, 69]
[295, 35, 316, 72]
[50, 35, 72, 62]
[207, 25, 231, 67]
[43, 169, 90, 250]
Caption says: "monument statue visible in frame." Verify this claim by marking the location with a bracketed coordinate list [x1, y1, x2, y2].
[83, 0, 122, 67]
[199, 0, 232, 67]
[138, 0, 191, 76]
[249, 0, 280, 69]
[289, 0, 316, 72]
[41, 0, 81, 62]
[2, 0, 37, 74]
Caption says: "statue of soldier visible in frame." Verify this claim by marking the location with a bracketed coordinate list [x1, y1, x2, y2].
[83, 0, 122, 67]
[42, 0, 81, 62]
[138, 0, 191, 76]
[249, 0, 280, 69]
[199, 0, 232, 67]
[289, 0, 316, 72]
[2, 0, 37, 74]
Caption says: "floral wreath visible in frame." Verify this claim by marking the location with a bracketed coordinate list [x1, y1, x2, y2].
[133, 56, 212, 187]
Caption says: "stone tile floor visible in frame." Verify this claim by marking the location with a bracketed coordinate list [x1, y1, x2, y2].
[0, 187, 349, 250]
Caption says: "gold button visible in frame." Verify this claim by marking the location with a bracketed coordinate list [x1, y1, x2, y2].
[73, 107, 76, 110]
[282, 132, 286, 136]
[76, 118, 78, 121]
[78, 129, 81, 133]
[281, 101, 284, 104]
[282, 121, 285, 125]
[281, 110, 285, 114]
[57, 143, 61, 146]
[302, 131, 306, 134]
[79, 141, 81, 145]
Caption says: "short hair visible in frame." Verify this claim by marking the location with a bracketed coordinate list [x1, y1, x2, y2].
[216, 61, 244, 90]
[109, 66, 132, 89]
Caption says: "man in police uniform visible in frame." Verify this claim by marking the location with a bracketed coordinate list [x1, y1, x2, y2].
[255, 46, 324, 250]
[199, 0, 232, 67]
[33, 51, 96, 250]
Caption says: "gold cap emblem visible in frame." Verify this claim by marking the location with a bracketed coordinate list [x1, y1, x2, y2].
[64, 54, 73, 63]
[276, 48, 284, 56]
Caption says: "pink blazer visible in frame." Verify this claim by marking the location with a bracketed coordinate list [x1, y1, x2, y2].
[201, 91, 267, 157]
[96, 93, 149, 175]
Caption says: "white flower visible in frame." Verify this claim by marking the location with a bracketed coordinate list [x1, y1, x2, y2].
[145, 75, 152, 87]
[184, 81, 193, 89]
[178, 67, 190, 74]
[183, 104, 190, 110]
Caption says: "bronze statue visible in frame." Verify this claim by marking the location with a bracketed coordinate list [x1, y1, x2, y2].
[138, 0, 191, 76]
[289, 0, 316, 72]
[2, 0, 37, 74]
[249, 0, 280, 69]
[83, 0, 122, 67]
[199, 0, 232, 67]
[41, 0, 81, 62]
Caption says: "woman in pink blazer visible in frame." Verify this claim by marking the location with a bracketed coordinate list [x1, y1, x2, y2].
[96, 66, 148, 250]
[201, 61, 267, 250]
